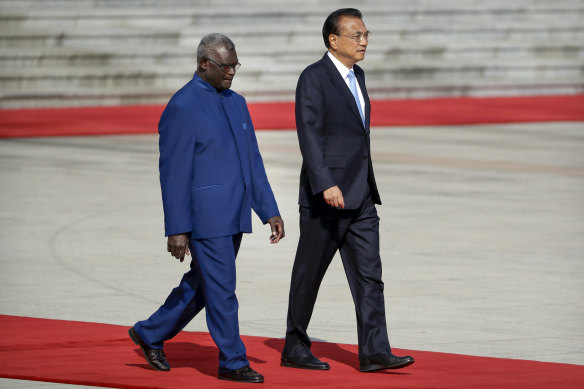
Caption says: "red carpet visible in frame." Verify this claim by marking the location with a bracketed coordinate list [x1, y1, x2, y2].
[0, 95, 583, 138]
[0, 315, 582, 388]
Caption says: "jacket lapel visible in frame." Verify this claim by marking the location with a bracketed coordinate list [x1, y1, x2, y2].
[355, 68, 370, 133]
[321, 54, 366, 131]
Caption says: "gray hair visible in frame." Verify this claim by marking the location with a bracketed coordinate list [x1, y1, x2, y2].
[196, 33, 235, 63]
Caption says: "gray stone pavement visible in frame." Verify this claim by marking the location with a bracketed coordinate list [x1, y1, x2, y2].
[1, 122, 583, 387]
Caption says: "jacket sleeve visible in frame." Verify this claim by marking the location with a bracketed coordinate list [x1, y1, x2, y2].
[158, 100, 196, 237]
[242, 99, 280, 223]
[295, 67, 336, 195]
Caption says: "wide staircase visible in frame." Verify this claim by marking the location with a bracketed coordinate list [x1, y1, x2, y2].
[1, 0, 583, 108]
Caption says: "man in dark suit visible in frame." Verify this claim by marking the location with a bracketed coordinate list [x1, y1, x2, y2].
[128, 33, 284, 384]
[281, 9, 414, 373]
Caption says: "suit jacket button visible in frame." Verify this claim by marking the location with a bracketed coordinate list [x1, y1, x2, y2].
[363, 155, 368, 159]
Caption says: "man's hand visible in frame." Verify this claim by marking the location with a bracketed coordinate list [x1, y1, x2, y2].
[167, 233, 190, 262]
[267, 216, 285, 244]
[323, 185, 344, 209]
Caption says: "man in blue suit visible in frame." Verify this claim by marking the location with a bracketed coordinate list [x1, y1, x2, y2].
[281, 9, 414, 372]
[129, 33, 284, 384]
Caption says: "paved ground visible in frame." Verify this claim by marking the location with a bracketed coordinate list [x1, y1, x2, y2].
[1, 122, 583, 387]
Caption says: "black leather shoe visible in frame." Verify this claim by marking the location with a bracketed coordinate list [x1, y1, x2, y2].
[128, 327, 170, 371]
[218, 366, 264, 383]
[281, 343, 330, 370]
[359, 353, 415, 372]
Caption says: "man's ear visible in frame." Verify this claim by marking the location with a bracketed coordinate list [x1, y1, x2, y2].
[199, 57, 208, 71]
[328, 34, 338, 50]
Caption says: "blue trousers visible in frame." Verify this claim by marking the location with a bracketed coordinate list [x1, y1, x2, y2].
[134, 233, 248, 372]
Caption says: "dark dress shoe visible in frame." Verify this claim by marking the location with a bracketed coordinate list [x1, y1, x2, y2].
[128, 327, 170, 371]
[359, 353, 415, 372]
[218, 366, 264, 383]
[281, 343, 330, 370]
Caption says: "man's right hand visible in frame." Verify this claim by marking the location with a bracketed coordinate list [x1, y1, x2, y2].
[323, 185, 344, 209]
[167, 234, 190, 262]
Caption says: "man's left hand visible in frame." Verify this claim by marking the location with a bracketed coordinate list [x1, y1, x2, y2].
[267, 216, 285, 244]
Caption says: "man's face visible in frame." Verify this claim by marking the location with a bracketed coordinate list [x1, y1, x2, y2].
[200, 46, 239, 91]
[330, 16, 368, 67]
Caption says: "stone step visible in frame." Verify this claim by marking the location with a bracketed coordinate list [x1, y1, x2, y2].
[0, 0, 370, 6]
[3, 0, 581, 4]
[181, 24, 584, 46]
[2, 58, 582, 90]
[0, 28, 181, 48]
[1, 0, 582, 8]
[2, 28, 583, 51]
[1, 78, 582, 109]
[2, 40, 582, 68]
[2, 5, 583, 29]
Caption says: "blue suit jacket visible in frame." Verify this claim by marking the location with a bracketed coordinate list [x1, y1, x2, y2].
[296, 53, 381, 210]
[159, 73, 280, 239]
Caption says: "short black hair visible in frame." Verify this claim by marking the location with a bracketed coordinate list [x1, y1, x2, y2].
[322, 8, 362, 48]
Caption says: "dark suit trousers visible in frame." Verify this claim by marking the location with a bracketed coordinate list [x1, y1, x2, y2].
[134, 233, 249, 372]
[284, 195, 392, 359]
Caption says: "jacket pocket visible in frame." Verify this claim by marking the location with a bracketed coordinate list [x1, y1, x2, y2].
[193, 184, 220, 190]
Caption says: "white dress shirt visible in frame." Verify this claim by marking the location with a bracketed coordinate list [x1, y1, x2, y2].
[327, 51, 366, 115]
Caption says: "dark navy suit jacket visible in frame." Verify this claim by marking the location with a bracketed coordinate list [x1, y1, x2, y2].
[296, 53, 381, 209]
[159, 73, 280, 239]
